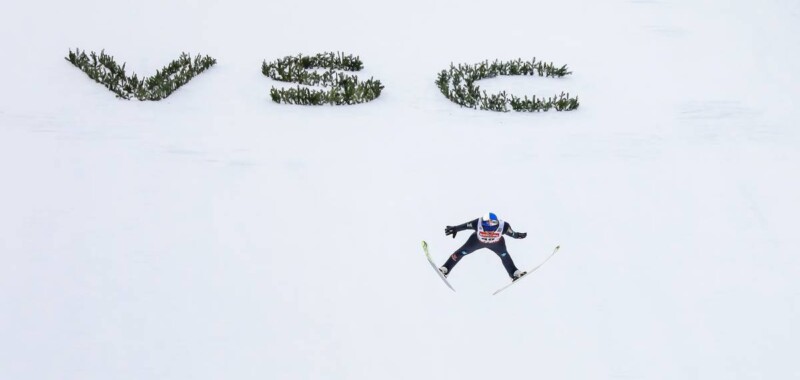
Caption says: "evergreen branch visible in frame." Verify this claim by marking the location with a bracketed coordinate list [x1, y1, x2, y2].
[435, 58, 579, 112]
[66, 49, 217, 101]
[262, 52, 383, 105]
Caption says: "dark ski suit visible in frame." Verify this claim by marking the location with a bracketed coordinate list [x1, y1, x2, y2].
[442, 218, 527, 279]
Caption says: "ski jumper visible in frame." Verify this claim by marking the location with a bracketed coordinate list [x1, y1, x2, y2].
[442, 218, 523, 279]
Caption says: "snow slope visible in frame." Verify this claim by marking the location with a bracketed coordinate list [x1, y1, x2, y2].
[2, 0, 799, 379]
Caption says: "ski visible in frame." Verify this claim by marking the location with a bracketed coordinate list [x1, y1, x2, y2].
[422, 241, 456, 292]
[493, 245, 560, 295]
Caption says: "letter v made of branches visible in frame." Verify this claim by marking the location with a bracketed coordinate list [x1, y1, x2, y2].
[66, 49, 217, 101]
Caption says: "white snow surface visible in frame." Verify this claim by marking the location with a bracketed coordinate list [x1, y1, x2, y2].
[2, 0, 800, 379]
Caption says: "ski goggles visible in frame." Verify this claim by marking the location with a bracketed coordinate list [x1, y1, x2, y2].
[482, 219, 499, 227]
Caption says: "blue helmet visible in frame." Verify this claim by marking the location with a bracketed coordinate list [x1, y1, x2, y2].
[481, 212, 499, 231]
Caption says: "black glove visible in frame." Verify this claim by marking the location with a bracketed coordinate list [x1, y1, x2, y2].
[513, 232, 527, 239]
[445, 226, 457, 238]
